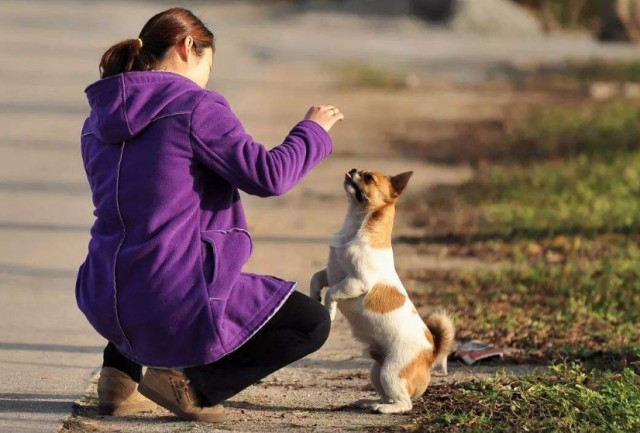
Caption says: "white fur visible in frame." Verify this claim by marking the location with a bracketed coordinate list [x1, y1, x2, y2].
[311, 181, 443, 414]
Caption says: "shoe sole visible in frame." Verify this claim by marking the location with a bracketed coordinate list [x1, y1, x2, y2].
[137, 381, 225, 423]
[98, 400, 158, 416]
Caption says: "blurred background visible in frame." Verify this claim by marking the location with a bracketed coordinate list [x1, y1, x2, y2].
[1, 1, 639, 432]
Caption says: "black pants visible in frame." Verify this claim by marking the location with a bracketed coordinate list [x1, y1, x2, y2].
[103, 291, 331, 406]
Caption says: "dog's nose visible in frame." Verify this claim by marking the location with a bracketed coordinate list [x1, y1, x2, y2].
[349, 168, 357, 176]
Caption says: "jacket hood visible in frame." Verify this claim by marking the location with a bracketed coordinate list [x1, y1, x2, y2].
[84, 71, 201, 143]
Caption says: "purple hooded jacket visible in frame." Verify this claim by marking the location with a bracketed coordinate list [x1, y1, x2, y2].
[75, 71, 332, 368]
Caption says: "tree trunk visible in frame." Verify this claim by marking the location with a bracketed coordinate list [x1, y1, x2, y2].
[599, 0, 640, 42]
[410, 0, 457, 22]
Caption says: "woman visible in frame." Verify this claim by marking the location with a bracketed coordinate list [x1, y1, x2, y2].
[76, 7, 343, 423]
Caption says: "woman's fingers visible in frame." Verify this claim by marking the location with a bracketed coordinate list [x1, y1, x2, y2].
[304, 105, 344, 132]
[325, 111, 344, 131]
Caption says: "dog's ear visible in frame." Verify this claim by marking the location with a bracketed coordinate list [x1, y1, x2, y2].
[390, 171, 413, 198]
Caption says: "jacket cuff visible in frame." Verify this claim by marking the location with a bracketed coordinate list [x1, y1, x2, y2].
[296, 119, 333, 158]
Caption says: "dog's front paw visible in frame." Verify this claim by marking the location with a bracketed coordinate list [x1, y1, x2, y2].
[327, 302, 337, 321]
[310, 287, 322, 302]
[324, 295, 337, 321]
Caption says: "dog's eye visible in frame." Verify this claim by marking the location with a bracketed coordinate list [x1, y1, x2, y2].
[363, 173, 374, 184]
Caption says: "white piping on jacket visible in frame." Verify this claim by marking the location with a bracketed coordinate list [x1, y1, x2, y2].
[113, 140, 134, 353]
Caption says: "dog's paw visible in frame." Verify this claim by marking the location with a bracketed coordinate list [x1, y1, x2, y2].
[324, 296, 337, 321]
[371, 403, 411, 414]
[310, 288, 322, 302]
[327, 303, 337, 321]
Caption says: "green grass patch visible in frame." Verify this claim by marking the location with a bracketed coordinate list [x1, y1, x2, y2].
[397, 101, 640, 165]
[507, 102, 640, 161]
[404, 105, 640, 366]
[565, 60, 640, 83]
[409, 236, 640, 368]
[337, 62, 408, 90]
[418, 151, 640, 239]
[385, 364, 640, 433]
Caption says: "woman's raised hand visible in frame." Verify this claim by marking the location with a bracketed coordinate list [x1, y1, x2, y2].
[304, 105, 344, 132]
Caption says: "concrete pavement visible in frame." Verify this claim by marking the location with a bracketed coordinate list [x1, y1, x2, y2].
[0, 2, 159, 432]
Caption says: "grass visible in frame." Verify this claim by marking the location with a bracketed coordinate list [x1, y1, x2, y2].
[399, 94, 640, 430]
[506, 102, 640, 161]
[407, 112, 640, 363]
[564, 60, 640, 83]
[337, 62, 409, 90]
[383, 364, 640, 433]
[58, 416, 89, 433]
[418, 150, 640, 239]
[512, 0, 602, 30]
[406, 102, 640, 367]
[396, 101, 640, 165]
[408, 235, 640, 369]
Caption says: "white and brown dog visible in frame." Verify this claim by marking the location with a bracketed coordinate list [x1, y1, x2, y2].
[311, 168, 455, 414]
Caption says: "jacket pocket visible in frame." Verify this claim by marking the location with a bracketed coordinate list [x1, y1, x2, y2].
[200, 229, 253, 301]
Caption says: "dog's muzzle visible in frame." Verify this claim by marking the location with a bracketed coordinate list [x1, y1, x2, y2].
[345, 170, 364, 202]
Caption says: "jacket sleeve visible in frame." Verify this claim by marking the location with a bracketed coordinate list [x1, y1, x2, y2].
[190, 92, 333, 197]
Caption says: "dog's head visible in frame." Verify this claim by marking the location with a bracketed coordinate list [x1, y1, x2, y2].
[343, 169, 413, 210]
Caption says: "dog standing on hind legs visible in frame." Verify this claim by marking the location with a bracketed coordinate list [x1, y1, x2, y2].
[311, 168, 455, 414]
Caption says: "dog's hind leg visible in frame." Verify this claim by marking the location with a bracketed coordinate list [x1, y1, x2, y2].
[371, 361, 413, 414]
[354, 362, 390, 408]
[370, 361, 387, 398]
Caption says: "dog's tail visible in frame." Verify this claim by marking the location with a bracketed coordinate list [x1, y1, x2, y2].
[425, 310, 456, 370]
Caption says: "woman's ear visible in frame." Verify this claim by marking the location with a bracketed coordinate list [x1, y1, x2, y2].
[390, 171, 413, 198]
[176, 36, 194, 62]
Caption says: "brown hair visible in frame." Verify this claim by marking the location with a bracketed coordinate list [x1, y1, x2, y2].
[99, 7, 215, 79]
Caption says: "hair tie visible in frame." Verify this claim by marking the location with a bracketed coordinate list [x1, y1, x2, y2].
[137, 38, 143, 48]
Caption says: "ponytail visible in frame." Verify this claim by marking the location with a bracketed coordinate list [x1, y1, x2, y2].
[99, 38, 147, 79]
[98, 7, 215, 79]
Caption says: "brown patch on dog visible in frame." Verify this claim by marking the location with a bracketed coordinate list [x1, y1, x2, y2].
[346, 170, 412, 213]
[400, 349, 433, 399]
[424, 329, 434, 346]
[364, 283, 406, 313]
[359, 171, 395, 208]
[364, 205, 395, 249]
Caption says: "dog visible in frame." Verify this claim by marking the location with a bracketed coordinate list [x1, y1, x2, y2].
[310, 168, 455, 414]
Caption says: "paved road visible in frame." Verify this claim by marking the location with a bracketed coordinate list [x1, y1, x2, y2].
[1, 1, 639, 432]
[0, 2, 166, 432]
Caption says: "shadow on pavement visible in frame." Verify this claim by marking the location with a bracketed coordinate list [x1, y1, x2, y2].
[0, 393, 75, 414]
[0, 342, 103, 354]
[0, 264, 78, 278]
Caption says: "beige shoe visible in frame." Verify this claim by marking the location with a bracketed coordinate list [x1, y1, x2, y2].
[98, 367, 157, 415]
[138, 368, 225, 423]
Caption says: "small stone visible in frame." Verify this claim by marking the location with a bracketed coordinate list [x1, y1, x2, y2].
[589, 82, 621, 101]
[544, 250, 563, 264]
[405, 73, 421, 89]
[450, 0, 542, 36]
[624, 83, 640, 99]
